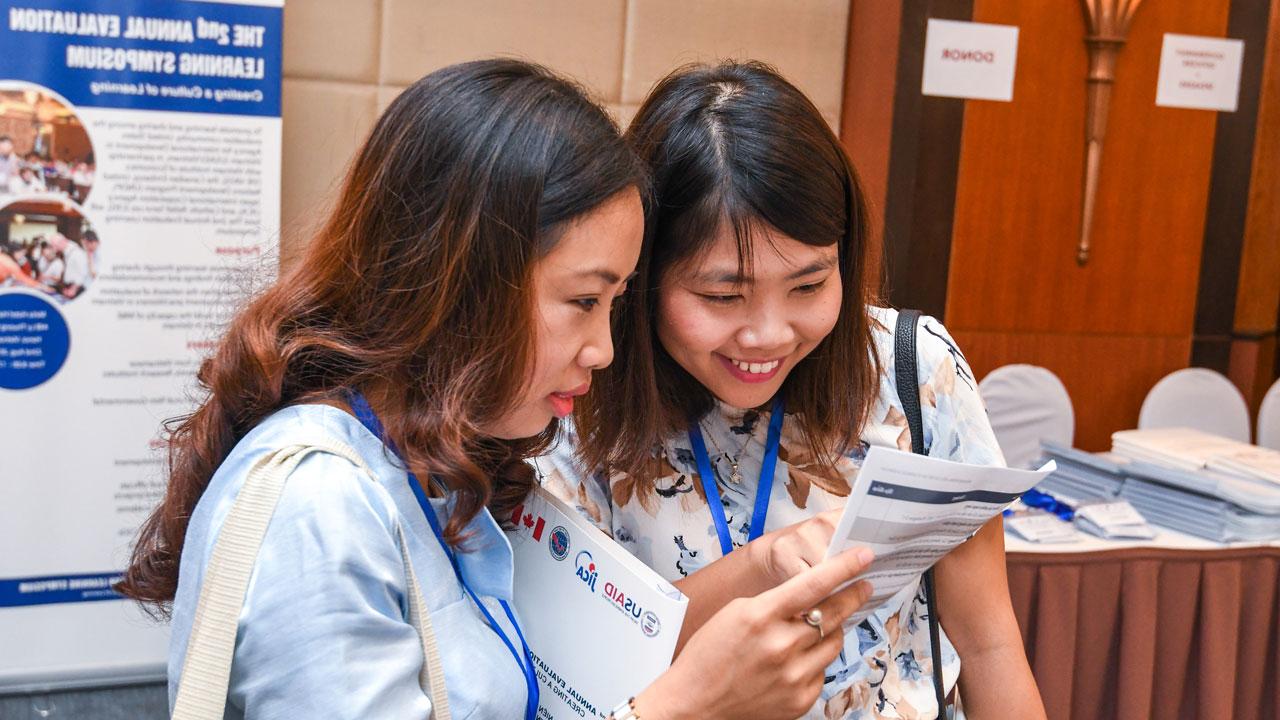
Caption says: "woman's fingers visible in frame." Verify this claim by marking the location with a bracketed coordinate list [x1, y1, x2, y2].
[774, 548, 812, 579]
[760, 546, 874, 618]
[798, 579, 873, 648]
[801, 617, 851, 668]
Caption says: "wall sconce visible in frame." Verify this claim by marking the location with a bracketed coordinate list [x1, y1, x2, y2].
[1078, 0, 1144, 265]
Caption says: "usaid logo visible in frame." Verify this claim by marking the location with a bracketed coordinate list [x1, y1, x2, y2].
[549, 526, 570, 561]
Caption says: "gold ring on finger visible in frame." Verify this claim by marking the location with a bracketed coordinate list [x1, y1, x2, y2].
[801, 607, 825, 640]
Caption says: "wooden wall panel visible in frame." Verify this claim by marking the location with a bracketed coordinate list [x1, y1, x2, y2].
[847, 0, 1272, 446]
[1235, 0, 1280, 335]
[881, 0, 972, 317]
[955, 331, 1192, 451]
[841, 0, 901, 261]
[51, 123, 92, 164]
[840, 0, 903, 294]
[945, 0, 1229, 336]
[1193, 0, 1276, 384]
[1229, 336, 1278, 412]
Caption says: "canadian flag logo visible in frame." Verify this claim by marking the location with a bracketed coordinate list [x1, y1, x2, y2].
[511, 505, 546, 541]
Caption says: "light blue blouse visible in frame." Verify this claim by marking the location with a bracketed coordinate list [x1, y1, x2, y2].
[168, 404, 527, 719]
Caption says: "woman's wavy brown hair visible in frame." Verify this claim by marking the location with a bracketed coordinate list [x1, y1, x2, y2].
[118, 59, 646, 611]
[576, 61, 881, 479]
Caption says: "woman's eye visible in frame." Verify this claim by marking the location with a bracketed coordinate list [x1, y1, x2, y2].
[697, 293, 741, 305]
[794, 280, 826, 295]
[572, 297, 600, 311]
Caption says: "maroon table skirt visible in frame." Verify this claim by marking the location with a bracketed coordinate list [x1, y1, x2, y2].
[1006, 546, 1280, 720]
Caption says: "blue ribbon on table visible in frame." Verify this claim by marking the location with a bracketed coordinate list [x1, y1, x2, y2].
[1015, 488, 1075, 521]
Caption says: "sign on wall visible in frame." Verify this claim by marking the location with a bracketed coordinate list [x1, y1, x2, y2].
[1155, 33, 1245, 112]
[0, 0, 282, 692]
[921, 18, 1020, 102]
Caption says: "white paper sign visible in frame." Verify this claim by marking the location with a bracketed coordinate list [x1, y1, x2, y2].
[1155, 33, 1244, 112]
[921, 19, 1019, 102]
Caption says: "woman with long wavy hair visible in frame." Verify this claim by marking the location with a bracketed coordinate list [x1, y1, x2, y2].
[119, 59, 875, 720]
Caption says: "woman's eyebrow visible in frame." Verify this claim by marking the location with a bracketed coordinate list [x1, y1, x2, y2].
[784, 256, 837, 280]
[576, 268, 638, 283]
[690, 255, 836, 285]
[692, 268, 749, 285]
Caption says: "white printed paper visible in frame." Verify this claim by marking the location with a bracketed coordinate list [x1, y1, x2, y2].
[509, 487, 688, 719]
[1156, 33, 1244, 112]
[1007, 513, 1079, 543]
[1074, 500, 1155, 540]
[825, 447, 1054, 623]
[921, 19, 1020, 102]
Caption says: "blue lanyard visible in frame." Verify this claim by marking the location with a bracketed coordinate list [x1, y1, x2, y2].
[687, 395, 785, 557]
[345, 392, 540, 720]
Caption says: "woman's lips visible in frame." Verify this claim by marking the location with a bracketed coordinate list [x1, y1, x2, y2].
[548, 394, 574, 417]
[716, 353, 785, 384]
[548, 383, 590, 418]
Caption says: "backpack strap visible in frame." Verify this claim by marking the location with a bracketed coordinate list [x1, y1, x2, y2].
[171, 440, 451, 720]
[893, 309, 949, 720]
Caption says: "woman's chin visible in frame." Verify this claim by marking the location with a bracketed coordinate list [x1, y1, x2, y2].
[484, 411, 556, 441]
[707, 377, 786, 411]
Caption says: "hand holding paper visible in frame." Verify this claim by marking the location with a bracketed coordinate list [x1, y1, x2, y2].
[824, 447, 1055, 624]
[637, 547, 876, 720]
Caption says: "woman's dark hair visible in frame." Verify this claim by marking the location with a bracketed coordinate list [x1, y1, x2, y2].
[119, 59, 646, 612]
[577, 61, 881, 477]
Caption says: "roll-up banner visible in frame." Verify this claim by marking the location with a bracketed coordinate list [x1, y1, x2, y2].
[0, 0, 282, 692]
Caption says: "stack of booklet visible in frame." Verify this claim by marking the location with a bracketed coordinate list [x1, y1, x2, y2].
[1026, 443, 1154, 540]
[1108, 428, 1280, 542]
[1033, 432, 1280, 543]
[1036, 441, 1128, 502]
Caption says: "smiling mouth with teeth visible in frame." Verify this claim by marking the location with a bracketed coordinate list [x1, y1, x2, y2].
[713, 353, 787, 385]
[731, 358, 780, 374]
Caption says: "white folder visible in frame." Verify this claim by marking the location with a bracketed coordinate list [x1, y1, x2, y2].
[508, 487, 688, 719]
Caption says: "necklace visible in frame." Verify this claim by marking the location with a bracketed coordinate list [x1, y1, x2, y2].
[701, 419, 755, 484]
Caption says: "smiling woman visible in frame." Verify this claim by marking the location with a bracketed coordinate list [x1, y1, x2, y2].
[551, 61, 1046, 720]
[657, 223, 843, 406]
[579, 61, 882, 475]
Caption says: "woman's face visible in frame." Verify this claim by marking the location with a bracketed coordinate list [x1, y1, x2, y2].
[486, 188, 644, 439]
[656, 222, 842, 409]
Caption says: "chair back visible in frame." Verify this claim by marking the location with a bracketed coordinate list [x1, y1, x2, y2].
[1138, 368, 1250, 442]
[978, 364, 1075, 468]
[1257, 378, 1280, 450]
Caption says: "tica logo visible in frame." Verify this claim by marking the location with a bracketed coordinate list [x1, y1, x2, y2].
[510, 505, 546, 541]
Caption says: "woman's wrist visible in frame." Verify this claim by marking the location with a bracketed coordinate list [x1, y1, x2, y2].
[743, 530, 782, 589]
[632, 673, 699, 720]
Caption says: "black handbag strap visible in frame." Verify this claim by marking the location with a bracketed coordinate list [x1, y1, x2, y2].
[893, 308, 949, 719]
[894, 309, 926, 456]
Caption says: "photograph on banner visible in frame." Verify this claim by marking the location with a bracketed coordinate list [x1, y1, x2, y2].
[0, 83, 96, 202]
[1, 197, 101, 301]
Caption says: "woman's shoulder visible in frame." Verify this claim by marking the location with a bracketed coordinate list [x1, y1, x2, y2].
[864, 305, 1000, 464]
[168, 407, 437, 715]
[186, 405, 407, 560]
[866, 305, 977, 399]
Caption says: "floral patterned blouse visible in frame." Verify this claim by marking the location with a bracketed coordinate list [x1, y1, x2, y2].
[534, 307, 1006, 719]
